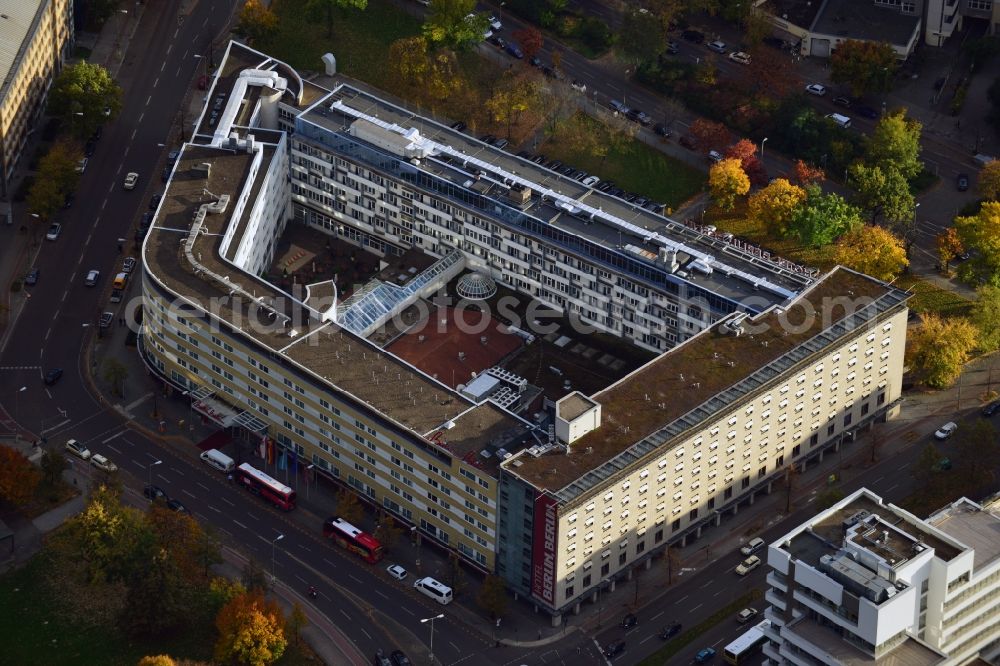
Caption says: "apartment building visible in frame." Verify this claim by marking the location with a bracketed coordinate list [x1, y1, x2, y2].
[0, 0, 73, 197]
[762, 488, 1000, 665]
[498, 270, 909, 621]
[140, 43, 910, 601]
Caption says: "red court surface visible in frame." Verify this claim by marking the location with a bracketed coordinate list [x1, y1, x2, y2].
[386, 306, 523, 388]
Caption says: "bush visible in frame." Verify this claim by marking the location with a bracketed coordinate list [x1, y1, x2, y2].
[577, 17, 613, 52]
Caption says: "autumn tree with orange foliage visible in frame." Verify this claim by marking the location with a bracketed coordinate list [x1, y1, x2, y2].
[791, 160, 825, 186]
[690, 118, 730, 153]
[834, 225, 908, 282]
[513, 26, 543, 60]
[0, 446, 42, 507]
[747, 178, 807, 236]
[215, 591, 287, 666]
[935, 228, 964, 276]
[724, 139, 767, 187]
[709, 158, 750, 211]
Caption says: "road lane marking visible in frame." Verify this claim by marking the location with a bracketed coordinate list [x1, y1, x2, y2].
[174, 29, 180, 40]
[714, 590, 722, 596]
[182, 489, 196, 498]
[176, 66, 182, 77]
[348, 574, 362, 584]
[41, 419, 70, 434]
[153, 76, 159, 88]
[131, 129, 137, 141]
[360, 628, 372, 640]
[146, 94, 152, 106]
[60, 291, 67, 303]
[159, 62, 165, 72]
[124, 392, 152, 411]
[138, 113, 144, 124]
[173, 469, 184, 477]
[106, 444, 122, 454]
[197, 482, 211, 491]
[449, 642, 460, 652]
[675, 595, 688, 604]
[700, 581, 713, 589]
[102, 432, 126, 444]
[298, 543, 311, 552]
[375, 590, 388, 600]
[44, 327, 51, 341]
[209, 505, 221, 513]
[221, 497, 234, 507]
[400, 606, 414, 616]
[650, 611, 663, 621]
[690, 603, 702, 612]
[339, 609, 351, 621]
[156, 473, 170, 483]
[233, 520, 248, 530]
[322, 558, 337, 568]
[640, 635, 653, 644]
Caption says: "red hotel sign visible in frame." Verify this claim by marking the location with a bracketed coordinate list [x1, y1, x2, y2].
[531, 493, 558, 604]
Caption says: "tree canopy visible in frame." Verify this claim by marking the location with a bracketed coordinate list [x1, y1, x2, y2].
[48, 62, 122, 139]
[619, 8, 666, 64]
[906, 313, 978, 389]
[423, 0, 488, 50]
[866, 111, 923, 181]
[849, 163, 915, 226]
[476, 574, 509, 619]
[935, 228, 964, 276]
[834, 225, 908, 281]
[708, 158, 750, 210]
[237, 0, 279, 45]
[955, 202, 1000, 287]
[690, 118, 730, 152]
[971, 285, 1000, 352]
[787, 186, 862, 247]
[979, 160, 1000, 201]
[791, 159, 825, 186]
[0, 446, 42, 507]
[306, 0, 367, 38]
[747, 178, 806, 237]
[214, 591, 287, 666]
[829, 40, 897, 96]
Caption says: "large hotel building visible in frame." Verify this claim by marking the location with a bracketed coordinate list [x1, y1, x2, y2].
[139, 43, 910, 623]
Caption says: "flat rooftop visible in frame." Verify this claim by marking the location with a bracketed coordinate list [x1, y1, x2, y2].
[764, 0, 825, 30]
[506, 268, 908, 500]
[297, 84, 813, 310]
[928, 497, 1000, 571]
[812, 0, 920, 47]
[788, 615, 945, 666]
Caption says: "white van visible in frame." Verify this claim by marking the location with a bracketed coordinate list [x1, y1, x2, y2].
[200, 448, 235, 473]
[825, 113, 851, 128]
[413, 577, 453, 605]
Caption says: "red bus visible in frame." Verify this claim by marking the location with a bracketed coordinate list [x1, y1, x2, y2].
[323, 516, 384, 563]
[236, 463, 296, 511]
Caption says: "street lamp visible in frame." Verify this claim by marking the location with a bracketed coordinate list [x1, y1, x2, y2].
[147, 459, 161, 491]
[271, 533, 284, 581]
[760, 137, 768, 160]
[420, 613, 444, 663]
[305, 464, 314, 500]
[14, 386, 26, 430]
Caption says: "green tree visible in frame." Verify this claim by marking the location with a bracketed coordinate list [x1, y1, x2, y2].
[866, 111, 923, 181]
[475, 574, 508, 619]
[618, 8, 666, 64]
[447, 550, 467, 596]
[748, 178, 807, 236]
[979, 160, 1000, 201]
[971, 285, 1000, 352]
[27, 141, 80, 221]
[0, 446, 42, 506]
[241, 558, 271, 593]
[69, 485, 153, 584]
[906, 313, 978, 389]
[39, 450, 68, 487]
[102, 358, 129, 397]
[48, 62, 123, 139]
[215, 591, 287, 666]
[237, 0, 279, 45]
[121, 544, 189, 637]
[484, 70, 540, 139]
[787, 186, 863, 246]
[423, 0, 487, 50]
[829, 40, 897, 96]
[709, 158, 750, 211]
[306, 0, 368, 38]
[935, 228, 964, 277]
[955, 202, 1000, 287]
[849, 163, 915, 226]
[512, 26, 544, 60]
[834, 225, 908, 281]
[912, 443, 945, 485]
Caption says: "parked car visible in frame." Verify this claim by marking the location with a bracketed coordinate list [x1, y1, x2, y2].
[530, 154, 546, 164]
[735, 555, 761, 575]
[143, 485, 168, 501]
[389, 650, 412, 666]
[84, 269, 100, 286]
[983, 400, 1000, 417]
[167, 499, 189, 513]
[76, 157, 88, 173]
[609, 99, 630, 114]
[741, 537, 766, 556]
[84, 139, 96, 157]
[65, 439, 91, 460]
[488, 35, 506, 49]
[659, 621, 682, 640]
[386, 564, 408, 581]
[110, 289, 124, 303]
[805, 83, 827, 96]
[479, 134, 497, 145]
[621, 613, 638, 630]
[956, 173, 970, 191]
[450, 120, 467, 132]
[161, 167, 171, 182]
[603, 639, 626, 659]
[493, 138, 509, 150]
[44, 368, 64, 385]
[679, 135, 697, 150]
[666, 41, 679, 54]
[90, 454, 118, 473]
[581, 175, 601, 187]
[528, 56, 542, 67]
[488, 15, 502, 30]
[626, 108, 652, 126]
[736, 607, 758, 624]
[707, 40, 727, 53]
[99, 312, 114, 329]
[833, 96, 852, 108]
[124, 172, 139, 190]
[25, 268, 39, 285]
[708, 150, 723, 163]
[545, 159, 563, 170]
[934, 422, 957, 440]
[149, 193, 163, 210]
[682, 29, 704, 44]
[46, 223, 62, 241]
[504, 42, 524, 59]
[728, 51, 751, 65]
[653, 123, 672, 137]
[122, 257, 137, 273]
[695, 647, 716, 663]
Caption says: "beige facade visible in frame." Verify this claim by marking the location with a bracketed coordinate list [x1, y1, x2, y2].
[0, 0, 73, 193]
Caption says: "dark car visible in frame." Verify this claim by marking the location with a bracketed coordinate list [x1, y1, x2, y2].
[25, 268, 39, 285]
[856, 105, 879, 119]
[479, 134, 497, 145]
[659, 621, 682, 640]
[516, 150, 532, 159]
[91, 126, 103, 142]
[956, 173, 970, 191]
[167, 150, 180, 165]
[545, 159, 563, 170]
[603, 639, 626, 659]
[983, 400, 1000, 417]
[666, 41, 679, 54]
[505, 42, 524, 59]
[626, 109, 652, 126]
[489, 35, 506, 49]
[530, 154, 546, 164]
[162, 167, 171, 182]
[167, 499, 189, 514]
[682, 29, 705, 44]
[84, 139, 96, 157]
[143, 485, 168, 502]
[149, 193, 163, 210]
[832, 96, 852, 108]
[389, 650, 411, 666]
[44, 368, 63, 385]
[679, 135, 697, 150]
[621, 613, 638, 630]
[528, 56, 542, 67]
[653, 123, 672, 137]
[450, 120, 467, 132]
[142, 211, 155, 229]
[63, 192, 75, 208]
[493, 138, 509, 150]
[373, 649, 392, 666]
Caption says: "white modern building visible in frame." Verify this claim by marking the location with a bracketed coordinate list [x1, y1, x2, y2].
[763, 488, 1000, 665]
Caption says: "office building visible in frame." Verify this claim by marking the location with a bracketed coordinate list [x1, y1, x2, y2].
[762, 488, 1000, 665]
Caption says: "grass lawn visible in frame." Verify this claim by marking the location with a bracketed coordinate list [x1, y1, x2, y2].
[257, 0, 422, 89]
[0, 557, 315, 665]
[538, 122, 705, 209]
[703, 205, 838, 271]
[894, 275, 974, 319]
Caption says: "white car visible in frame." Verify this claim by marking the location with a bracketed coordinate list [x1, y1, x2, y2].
[488, 15, 502, 30]
[934, 422, 958, 440]
[581, 175, 601, 188]
[65, 439, 91, 460]
[737, 607, 758, 624]
[122, 257, 137, 273]
[707, 40, 727, 53]
[46, 223, 62, 241]
[90, 454, 118, 473]
[728, 51, 751, 65]
[124, 172, 139, 190]
[386, 564, 408, 581]
[708, 150, 723, 163]
[805, 83, 827, 96]
[736, 555, 761, 576]
[84, 269, 100, 286]
[740, 537, 766, 556]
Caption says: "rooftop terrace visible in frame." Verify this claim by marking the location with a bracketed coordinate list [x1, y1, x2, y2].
[506, 268, 908, 501]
